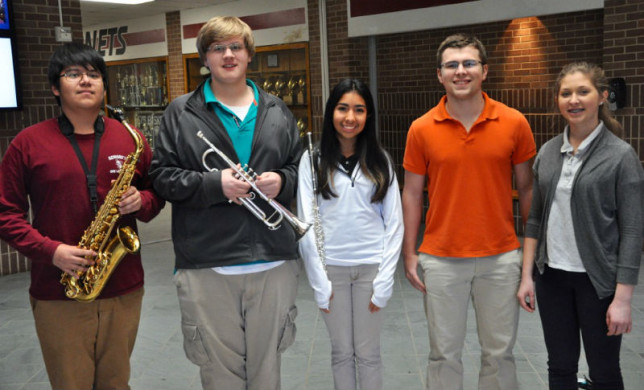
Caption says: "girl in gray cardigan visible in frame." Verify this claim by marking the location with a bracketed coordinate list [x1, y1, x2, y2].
[517, 62, 644, 390]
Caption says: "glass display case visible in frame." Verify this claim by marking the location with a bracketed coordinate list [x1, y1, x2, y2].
[105, 56, 168, 148]
[184, 42, 310, 137]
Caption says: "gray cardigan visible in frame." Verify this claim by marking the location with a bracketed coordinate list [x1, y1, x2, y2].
[525, 125, 644, 298]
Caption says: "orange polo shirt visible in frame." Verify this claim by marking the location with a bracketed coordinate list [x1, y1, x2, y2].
[403, 93, 536, 258]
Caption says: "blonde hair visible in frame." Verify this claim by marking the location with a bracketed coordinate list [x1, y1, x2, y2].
[555, 62, 623, 137]
[196, 16, 255, 64]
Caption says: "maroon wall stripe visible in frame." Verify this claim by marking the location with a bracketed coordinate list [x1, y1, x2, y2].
[183, 7, 306, 39]
[350, 0, 476, 18]
[183, 23, 201, 40]
[241, 8, 306, 30]
[119, 28, 166, 47]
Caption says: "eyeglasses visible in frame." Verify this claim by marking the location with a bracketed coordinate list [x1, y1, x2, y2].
[440, 60, 483, 70]
[207, 42, 245, 54]
[59, 70, 102, 81]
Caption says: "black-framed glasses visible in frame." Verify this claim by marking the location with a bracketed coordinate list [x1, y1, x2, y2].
[440, 60, 483, 70]
[207, 42, 245, 54]
[59, 70, 102, 81]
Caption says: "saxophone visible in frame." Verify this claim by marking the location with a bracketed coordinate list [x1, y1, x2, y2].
[60, 105, 144, 302]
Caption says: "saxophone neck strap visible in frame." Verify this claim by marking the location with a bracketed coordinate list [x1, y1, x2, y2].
[58, 114, 105, 213]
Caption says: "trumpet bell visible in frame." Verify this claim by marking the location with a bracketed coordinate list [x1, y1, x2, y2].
[291, 218, 311, 241]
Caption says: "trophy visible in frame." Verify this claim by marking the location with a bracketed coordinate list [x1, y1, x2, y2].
[120, 70, 128, 88]
[296, 117, 307, 137]
[274, 76, 286, 101]
[287, 77, 298, 104]
[263, 78, 274, 95]
[297, 75, 306, 104]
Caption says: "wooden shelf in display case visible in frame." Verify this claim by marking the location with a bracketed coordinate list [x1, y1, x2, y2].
[184, 42, 311, 137]
[105, 56, 169, 149]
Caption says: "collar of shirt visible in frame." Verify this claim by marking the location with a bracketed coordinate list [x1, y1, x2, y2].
[203, 79, 259, 167]
[434, 92, 499, 124]
[339, 154, 359, 175]
[561, 120, 604, 157]
[203, 78, 259, 110]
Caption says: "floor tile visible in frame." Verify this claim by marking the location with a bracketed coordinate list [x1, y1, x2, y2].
[1, 206, 643, 390]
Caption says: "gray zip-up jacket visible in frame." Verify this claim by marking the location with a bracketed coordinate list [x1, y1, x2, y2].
[149, 81, 301, 269]
[525, 125, 644, 298]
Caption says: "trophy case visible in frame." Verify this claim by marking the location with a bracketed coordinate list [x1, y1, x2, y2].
[184, 42, 311, 137]
[105, 56, 169, 148]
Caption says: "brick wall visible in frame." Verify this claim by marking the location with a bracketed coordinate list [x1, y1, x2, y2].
[0, 0, 83, 276]
[306, 0, 322, 134]
[604, 0, 644, 157]
[309, 0, 608, 173]
[307, 0, 369, 136]
[0, 0, 641, 276]
[377, 10, 604, 179]
[165, 11, 184, 101]
[308, 0, 642, 233]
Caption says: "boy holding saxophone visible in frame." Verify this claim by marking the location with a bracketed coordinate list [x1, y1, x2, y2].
[0, 42, 163, 390]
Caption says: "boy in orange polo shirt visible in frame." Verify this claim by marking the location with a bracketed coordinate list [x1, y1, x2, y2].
[402, 33, 535, 390]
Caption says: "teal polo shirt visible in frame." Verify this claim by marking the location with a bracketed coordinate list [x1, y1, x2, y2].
[204, 79, 276, 269]
[203, 79, 259, 166]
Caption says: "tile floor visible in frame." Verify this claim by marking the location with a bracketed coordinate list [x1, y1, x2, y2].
[1, 206, 644, 390]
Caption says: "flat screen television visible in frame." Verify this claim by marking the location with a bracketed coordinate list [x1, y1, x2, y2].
[0, 0, 22, 111]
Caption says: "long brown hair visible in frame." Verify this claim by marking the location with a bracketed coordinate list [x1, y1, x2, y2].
[318, 79, 392, 203]
[554, 62, 623, 137]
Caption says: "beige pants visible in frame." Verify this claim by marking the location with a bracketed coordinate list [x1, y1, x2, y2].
[175, 260, 299, 390]
[419, 250, 521, 390]
[322, 263, 383, 390]
[30, 288, 144, 390]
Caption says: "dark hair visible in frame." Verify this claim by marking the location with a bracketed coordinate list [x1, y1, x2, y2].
[554, 62, 623, 137]
[436, 33, 487, 69]
[47, 42, 107, 105]
[318, 78, 392, 203]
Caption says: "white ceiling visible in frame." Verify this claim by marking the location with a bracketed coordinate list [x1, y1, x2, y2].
[80, 0, 237, 27]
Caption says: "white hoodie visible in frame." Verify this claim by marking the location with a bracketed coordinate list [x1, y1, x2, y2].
[297, 150, 403, 310]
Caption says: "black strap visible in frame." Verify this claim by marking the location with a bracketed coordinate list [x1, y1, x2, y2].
[58, 114, 105, 213]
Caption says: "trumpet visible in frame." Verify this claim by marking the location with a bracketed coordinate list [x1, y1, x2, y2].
[196, 130, 311, 239]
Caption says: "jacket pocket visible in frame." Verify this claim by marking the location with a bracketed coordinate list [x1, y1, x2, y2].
[181, 323, 210, 366]
[277, 305, 298, 353]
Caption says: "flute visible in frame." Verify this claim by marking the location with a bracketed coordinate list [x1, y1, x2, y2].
[306, 132, 327, 272]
